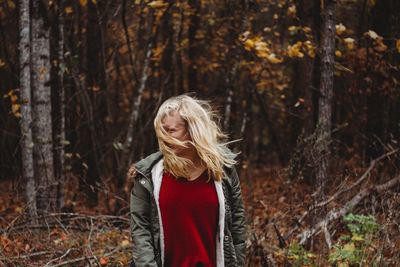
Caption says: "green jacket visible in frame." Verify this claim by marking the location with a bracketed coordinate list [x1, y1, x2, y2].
[130, 152, 246, 267]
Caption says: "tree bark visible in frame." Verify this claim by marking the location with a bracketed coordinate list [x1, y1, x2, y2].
[52, 0, 66, 209]
[31, 0, 56, 214]
[312, 0, 336, 235]
[316, 0, 335, 188]
[19, 0, 37, 220]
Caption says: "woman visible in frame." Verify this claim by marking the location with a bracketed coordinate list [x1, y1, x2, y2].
[129, 95, 246, 267]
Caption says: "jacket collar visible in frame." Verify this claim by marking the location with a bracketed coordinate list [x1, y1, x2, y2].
[135, 151, 163, 178]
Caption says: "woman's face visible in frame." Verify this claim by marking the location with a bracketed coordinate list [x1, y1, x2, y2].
[162, 111, 191, 151]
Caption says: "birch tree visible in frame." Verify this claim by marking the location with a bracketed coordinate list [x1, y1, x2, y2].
[31, 0, 56, 213]
[19, 0, 37, 220]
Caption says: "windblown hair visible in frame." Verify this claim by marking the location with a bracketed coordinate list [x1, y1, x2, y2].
[154, 95, 237, 181]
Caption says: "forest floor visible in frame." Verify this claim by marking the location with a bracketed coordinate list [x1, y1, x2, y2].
[0, 165, 399, 266]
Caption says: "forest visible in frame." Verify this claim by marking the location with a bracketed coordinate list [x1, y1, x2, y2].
[0, 0, 400, 266]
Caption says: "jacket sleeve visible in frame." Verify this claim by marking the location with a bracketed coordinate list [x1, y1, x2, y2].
[230, 167, 247, 266]
[130, 174, 158, 267]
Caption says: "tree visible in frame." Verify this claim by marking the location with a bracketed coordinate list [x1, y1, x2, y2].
[31, 0, 57, 214]
[313, 0, 336, 246]
[52, 0, 66, 209]
[19, 0, 37, 220]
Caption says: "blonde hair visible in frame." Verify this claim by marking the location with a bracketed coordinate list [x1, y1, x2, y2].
[154, 95, 237, 181]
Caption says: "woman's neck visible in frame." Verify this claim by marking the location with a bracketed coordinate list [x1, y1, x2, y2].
[181, 148, 206, 180]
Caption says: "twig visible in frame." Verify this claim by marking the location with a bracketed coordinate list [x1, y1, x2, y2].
[0, 250, 54, 260]
[45, 245, 132, 267]
[5, 212, 129, 234]
[44, 248, 72, 267]
[86, 217, 100, 266]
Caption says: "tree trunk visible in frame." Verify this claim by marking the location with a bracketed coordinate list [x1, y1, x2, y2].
[52, 0, 66, 209]
[31, 1, 56, 214]
[313, 0, 336, 232]
[19, 0, 37, 220]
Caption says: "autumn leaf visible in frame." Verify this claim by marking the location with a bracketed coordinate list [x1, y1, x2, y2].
[344, 38, 355, 50]
[302, 27, 312, 33]
[335, 23, 346, 35]
[0, 58, 5, 68]
[335, 50, 342, 57]
[365, 30, 379, 40]
[287, 42, 304, 58]
[12, 104, 20, 114]
[288, 26, 298, 33]
[121, 239, 130, 248]
[147, 0, 168, 8]
[65, 6, 73, 15]
[267, 53, 283, 64]
[351, 234, 364, 241]
[287, 5, 296, 17]
[99, 257, 109, 265]
[79, 0, 87, 7]
[244, 39, 255, 51]
[304, 40, 316, 58]
[374, 39, 387, 52]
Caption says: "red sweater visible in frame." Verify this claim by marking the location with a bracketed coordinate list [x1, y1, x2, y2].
[159, 171, 219, 267]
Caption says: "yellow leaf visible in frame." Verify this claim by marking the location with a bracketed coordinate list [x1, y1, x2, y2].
[65, 6, 73, 14]
[79, 0, 87, 7]
[91, 0, 97, 4]
[374, 39, 387, 52]
[343, 242, 355, 253]
[335, 23, 346, 35]
[335, 50, 342, 57]
[365, 30, 379, 39]
[287, 42, 304, 58]
[287, 5, 296, 17]
[344, 38, 355, 50]
[14, 206, 23, 213]
[351, 234, 364, 241]
[254, 40, 270, 53]
[267, 53, 283, 64]
[396, 39, 400, 53]
[121, 239, 130, 248]
[148, 0, 167, 8]
[244, 39, 255, 51]
[12, 104, 20, 114]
